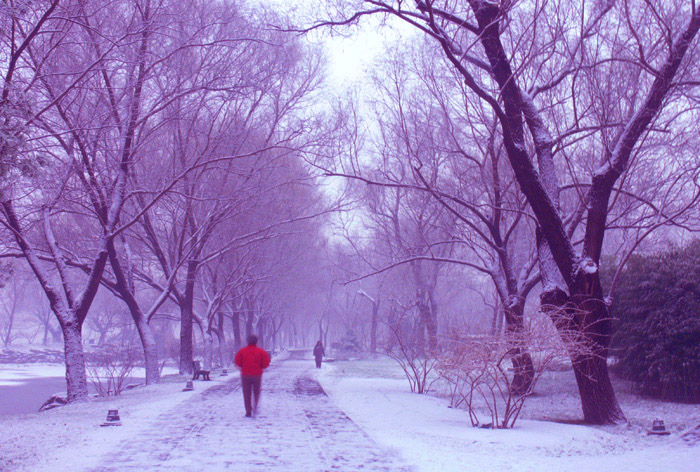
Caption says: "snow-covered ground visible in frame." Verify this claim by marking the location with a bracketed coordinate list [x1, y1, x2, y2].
[316, 357, 700, 472]
[1, 351, 407, 471]
[2, 353, 698, 472]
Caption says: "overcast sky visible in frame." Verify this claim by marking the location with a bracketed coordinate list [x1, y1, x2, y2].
[258, 0, 412, 89]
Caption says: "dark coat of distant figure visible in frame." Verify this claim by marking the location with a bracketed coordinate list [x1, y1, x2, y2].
[313, 341, 325, 369]
[234, 334, 271, 417]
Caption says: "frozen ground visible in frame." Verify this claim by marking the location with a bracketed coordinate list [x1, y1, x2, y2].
[316, 357, 700, 472]
[0, 351, 409, 472]
[0, 363, 180, 415]
[0, 364, 179, 387]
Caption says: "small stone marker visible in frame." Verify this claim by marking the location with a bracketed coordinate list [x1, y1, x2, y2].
[648, 419, 670, 435]
[183, 380, 194, 392]
[220, 369, 228, 377]
[100, 409, 122, 427]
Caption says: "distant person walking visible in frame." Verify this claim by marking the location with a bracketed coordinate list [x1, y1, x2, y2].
[234, 335, 271, 418]
[313, 341, 325, 369]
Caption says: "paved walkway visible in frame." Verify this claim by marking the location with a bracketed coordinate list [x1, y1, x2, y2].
[90, 351, 410, 471]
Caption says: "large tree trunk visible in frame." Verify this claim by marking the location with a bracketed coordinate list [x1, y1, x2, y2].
[569, 275, 624, 424]
[572, 352, 623, 424]
[179, 303, 194, 374]
[134, 316, 160, 384]
[61, 320, 88, 402]
[179, 262, 197, 374]
[543, 272, 624, 424]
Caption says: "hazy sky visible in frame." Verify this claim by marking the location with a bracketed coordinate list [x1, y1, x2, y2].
[258, 0, 411, 88]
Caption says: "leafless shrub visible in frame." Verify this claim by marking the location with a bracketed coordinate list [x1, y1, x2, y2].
[437, 315, 579, 428]
[382, 309, 438, 394]
[86, 344, 136, 397]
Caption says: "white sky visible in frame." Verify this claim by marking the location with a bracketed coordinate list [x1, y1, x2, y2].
[258, 0, 413, 89]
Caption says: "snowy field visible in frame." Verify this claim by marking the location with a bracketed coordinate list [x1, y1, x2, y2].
[1, 353, 698, 472]
[316, 358, 700, 472]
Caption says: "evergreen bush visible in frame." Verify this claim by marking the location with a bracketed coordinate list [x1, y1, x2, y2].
[609, 241, 700, 403]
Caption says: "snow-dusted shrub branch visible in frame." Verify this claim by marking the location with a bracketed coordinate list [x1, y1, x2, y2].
[381, 311, 438, 394]
[437, 315, 581, 429]
[86, 345, 136, 397]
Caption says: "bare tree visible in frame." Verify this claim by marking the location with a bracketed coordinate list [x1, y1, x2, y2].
[318, 0, 700, 424]
[0, 0, 150, 401]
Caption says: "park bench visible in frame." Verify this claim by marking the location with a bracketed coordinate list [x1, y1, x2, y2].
[192, 360, 211, 381]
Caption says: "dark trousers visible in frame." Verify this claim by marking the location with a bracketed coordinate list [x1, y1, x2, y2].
[315, 358, 322, 368]
[241, 375, 262, 416]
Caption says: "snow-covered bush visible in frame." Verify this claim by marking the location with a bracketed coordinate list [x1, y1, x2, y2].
[608, 242, 700, 403]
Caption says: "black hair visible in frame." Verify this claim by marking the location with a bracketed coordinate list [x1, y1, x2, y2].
[247, 334, 258, 345]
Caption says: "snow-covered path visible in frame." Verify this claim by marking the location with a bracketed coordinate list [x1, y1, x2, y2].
[89, 351, 410, 472]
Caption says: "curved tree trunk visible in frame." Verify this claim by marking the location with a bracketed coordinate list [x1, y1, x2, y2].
[106, 240, 160, 384]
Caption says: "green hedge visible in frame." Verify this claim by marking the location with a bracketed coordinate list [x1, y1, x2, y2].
[608, 241, 700, 403]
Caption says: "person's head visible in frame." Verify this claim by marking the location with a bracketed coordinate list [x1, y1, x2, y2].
[316, 340, 322, 346]
[247, 334, 258, 346]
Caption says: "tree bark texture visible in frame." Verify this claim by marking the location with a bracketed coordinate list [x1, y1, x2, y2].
[61, 321, 88, 402]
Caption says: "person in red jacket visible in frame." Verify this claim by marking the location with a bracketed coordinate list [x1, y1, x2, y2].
[234, 334, 271, 417]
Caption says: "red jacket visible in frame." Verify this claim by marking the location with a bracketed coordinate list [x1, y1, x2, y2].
[234, 344, 271, 376]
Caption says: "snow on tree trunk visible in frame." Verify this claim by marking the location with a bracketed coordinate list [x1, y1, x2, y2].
[61, 321, 88, 402]
[134, 316, 160, 385]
